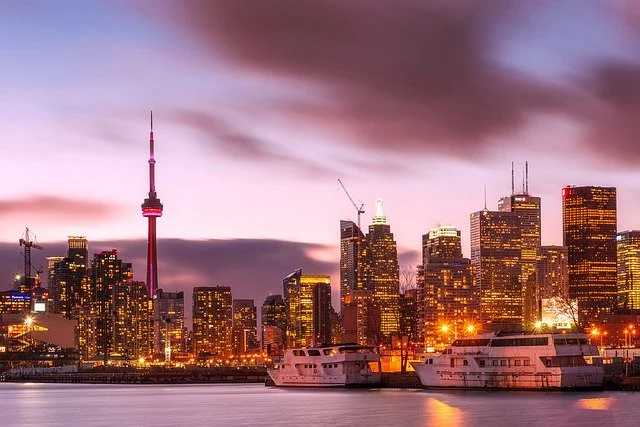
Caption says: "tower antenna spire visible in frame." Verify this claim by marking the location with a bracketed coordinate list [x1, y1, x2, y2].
[525, 161, 529, 195]
[484, 184, 487, 210]
[522, 167, 525, 194]
[511, 161, 515, 196]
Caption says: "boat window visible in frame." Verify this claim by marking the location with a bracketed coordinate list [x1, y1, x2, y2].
[524, 359, 530, 366]
[323, 349, 333, 355]
[450, 358, 455, 367]
[514, 360, 521, 366]
[492, 360, 499, 366]
[500, 360, 507, 366]
[479, 360, 485, 367]
[490, 337, 548, 347]
[463, 359, 469, 366]
[451, 339, 491, 347]
[308, 349, 321, 356]
[293, 350, 306, 356]
[334, 364, 338, 368]
[428, 359, 434, 365]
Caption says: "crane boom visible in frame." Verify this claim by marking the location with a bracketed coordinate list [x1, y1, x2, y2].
[338, 178, 365, 229]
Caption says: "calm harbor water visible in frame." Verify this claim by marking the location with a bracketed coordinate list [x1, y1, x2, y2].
[0, 383, 637, 426]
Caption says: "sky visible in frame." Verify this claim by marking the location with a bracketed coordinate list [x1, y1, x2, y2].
[1, 0, 639, 312]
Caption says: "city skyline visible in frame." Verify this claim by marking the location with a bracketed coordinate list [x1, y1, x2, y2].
[1, 1, 640, 307]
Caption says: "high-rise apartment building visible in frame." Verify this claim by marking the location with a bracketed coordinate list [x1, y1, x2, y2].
[562, 186, 617, 322]
[232, 299, 258, 355]
[341, 289, 370, 345]
[153, 289, 186, 355]
[312, 281, 332, 345]
[261, 295, 286, 355]
[537, 246, 569, 300]
[339, 220, 368, 313]
[49, 237, 90, 320]
[112, 280, 151, 359]
[419, 226, 477, 345]
[366, 199, 400, 338]
[470, 210, 522, 328]
[498, 193, 541, 328]
[283, 269, 331, 347]
[88, 250, 132, 360]
[617, 231, 640, 311]
[422, 226, 463, 262]
[192, 286, 233, 356]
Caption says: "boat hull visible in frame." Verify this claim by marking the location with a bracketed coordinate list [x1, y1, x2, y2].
[411, 362, 603, 390]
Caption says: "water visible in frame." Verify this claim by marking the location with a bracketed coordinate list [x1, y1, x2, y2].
[0, 383, 637, 426]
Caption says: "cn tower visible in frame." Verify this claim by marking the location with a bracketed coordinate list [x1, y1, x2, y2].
[141, 112, 163, 298]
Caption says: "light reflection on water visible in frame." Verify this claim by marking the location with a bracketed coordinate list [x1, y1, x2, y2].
[0, 383, 638, 427]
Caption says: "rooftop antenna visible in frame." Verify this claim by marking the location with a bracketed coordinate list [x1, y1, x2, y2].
[483, 184, 487, 210]
[525, 161, 529, 195]
[522, 167, 525, 194]
[511, 161, 515, 196]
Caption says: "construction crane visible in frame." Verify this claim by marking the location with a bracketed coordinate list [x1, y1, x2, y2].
[338, 178, 365, 229]
[19, 227, 43, 281]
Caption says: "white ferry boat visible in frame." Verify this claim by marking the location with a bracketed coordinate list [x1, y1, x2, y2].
[411, 332, 604, 390]
[267, 343, 381, 387]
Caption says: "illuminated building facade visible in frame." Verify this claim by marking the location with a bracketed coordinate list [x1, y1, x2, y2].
[339, 220, 368, 313]
[419, 226, 477, 345]
[153, 290, 186, 355]
[261, 295, 286, 332]
[89, 250, 132, 360]
[537, 246, 569, 300]
[192, 286, 233, 356]
[262, 326, 284, 356]
[283, 269, 331, 347]
[562, 186, 617, 322]
[232, 299, 258, 355]
[0, 291, 31, 315]
[499, 194, 541, 328]
[399, 288, 417, 342]
[112, 280, 151, 359]
[366, 199, 400, 338]
[422, 226, 463, 262]
[341, 289, 370, 345]
[312, 281, 332, 345]
[617, 231, 640, 311]
[49, 237, 90, 320]
[141, 113, 163, 299]
[470, 210, 522, 328]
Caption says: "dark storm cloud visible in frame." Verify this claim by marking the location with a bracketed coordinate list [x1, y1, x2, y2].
[0, 196, 121, 222]
[581, 62, 640, 162]
[150, 0, 640, 164]
[0, 238, 336, 306]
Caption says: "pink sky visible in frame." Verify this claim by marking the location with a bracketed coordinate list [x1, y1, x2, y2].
[1, 1, 639, 306]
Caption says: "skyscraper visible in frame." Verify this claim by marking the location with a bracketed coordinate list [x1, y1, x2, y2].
[470, 210, 522, 329]
[366, 199, 400, 338]
[537, 246, 569, 300]
[339, 220, 367, 313]
[498, 193, 541, 328]
[49, 237, 90, 319]
[283, 269, 331, 347]
[112, 280, 151, 359]
[153, 290, 186, 355]
[192, 286, 233, 356]
[141, 113, 163, 299]
[562, 186, 617, 322]
[312, 280, 332, 345]
[616, 231, 640, 311]
[232, 299, 258, 355]
[419, 226, 477, 345]
[89, 250, 132, 360]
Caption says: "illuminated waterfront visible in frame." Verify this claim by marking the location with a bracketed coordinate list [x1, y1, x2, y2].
[0, 383, 637, 426]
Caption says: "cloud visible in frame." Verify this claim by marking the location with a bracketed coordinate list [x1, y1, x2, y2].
[147, 0, 640, 164]
[0, 196, 122, 222]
